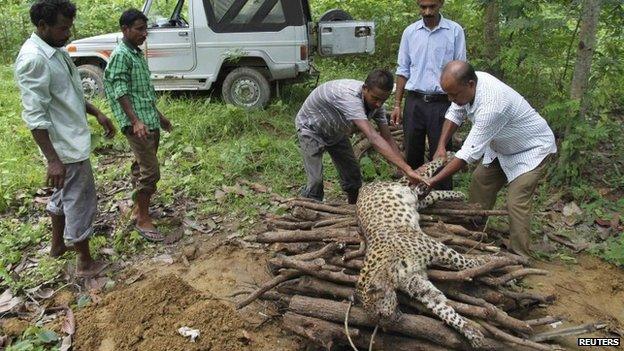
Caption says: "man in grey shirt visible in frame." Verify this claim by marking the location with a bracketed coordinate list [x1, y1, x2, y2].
[15, 0, 116, 277]
[296, 69, 423, 203]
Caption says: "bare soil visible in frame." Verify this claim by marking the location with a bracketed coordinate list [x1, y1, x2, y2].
[73, 236, 302, 351]
[69, 232, 624, 351]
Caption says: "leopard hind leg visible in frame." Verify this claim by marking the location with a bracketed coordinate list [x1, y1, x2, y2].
[400, 272, 484, 348]
[419, 234, 489, 270]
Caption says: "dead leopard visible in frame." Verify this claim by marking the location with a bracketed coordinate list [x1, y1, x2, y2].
[352, 154, 489, 348]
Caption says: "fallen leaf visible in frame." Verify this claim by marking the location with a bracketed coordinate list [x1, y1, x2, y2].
[0, 290, 22, 313]
[59, 335, 72, 351]
[0, 335, 7, 347]
[562, 202, 583, 217]
[125, 272, 144, 285]
[61, 307, 75, 335]
[85, 277, 109, 292]
[214, 189, 226, 203]
[100, 248, 116, 256]
[152, 254, 174, 265]
[34, 196, 50, 205]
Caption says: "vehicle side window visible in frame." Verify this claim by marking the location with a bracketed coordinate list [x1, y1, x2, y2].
[204, 0, 302, 32]
[146, 0, 190, 28]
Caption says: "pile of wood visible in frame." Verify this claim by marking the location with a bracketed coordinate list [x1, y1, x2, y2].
[238, 197, 605, 350]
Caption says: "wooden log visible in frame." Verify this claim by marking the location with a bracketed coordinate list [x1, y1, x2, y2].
[430, 234, 500, 252]
[327, 257, 364, 271]
[421, 208, 508, 216]
[289, 200, 355, 215]
[279, 276, 353, 301]
[255, 229, 359, 243]
[443, 289, 533, 334]
[479, 269, 549, 286]
[479, 322, 563, 351]
[283, 312, 450, 351]
[343, 241, 366, 261]
[525, 316, 562, 327]
[268, 242, 316, 255]
[529, 322, 606, 342]
[423, 222, 488, 240]
[288, 242, 342, 261]
[271, 256, 358, 285]
[292, 206, 325, 221]
[313, 217, 355, 228]
[283, 312, 359, 350]
[499, 289, 556, 305]
[288, 295, 512, 351]
[427, 257, 521, 282]
[236, 269, 302, 309]
[268, 219, 315, 230]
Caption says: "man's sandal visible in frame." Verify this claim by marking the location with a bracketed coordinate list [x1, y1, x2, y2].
[135, 225, 165, 242]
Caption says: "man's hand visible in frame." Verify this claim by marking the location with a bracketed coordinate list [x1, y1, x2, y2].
[47, 159, 66, 189]
[404, 169, 425, 185]
[96, 114, 116, 139]
[132, 120, 149, 141]
[390, 106, 402, 125]
[159, 115, 173, 132]
[433, 147, 448, 162]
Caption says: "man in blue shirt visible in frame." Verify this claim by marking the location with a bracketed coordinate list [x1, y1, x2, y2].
[391, 0, 466, 190]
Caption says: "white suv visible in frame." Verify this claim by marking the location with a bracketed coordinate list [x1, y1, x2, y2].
[66, 0, 375, 108]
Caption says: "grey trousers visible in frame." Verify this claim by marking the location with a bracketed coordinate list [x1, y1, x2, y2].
[298, 133, 362, 201]
[46, 159, 97, 244]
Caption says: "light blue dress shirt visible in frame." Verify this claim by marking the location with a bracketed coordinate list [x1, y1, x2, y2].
[15, 33, 90, 164]
[396, 15, 467, 94]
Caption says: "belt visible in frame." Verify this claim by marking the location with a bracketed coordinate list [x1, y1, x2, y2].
[407, 90, 449, 103]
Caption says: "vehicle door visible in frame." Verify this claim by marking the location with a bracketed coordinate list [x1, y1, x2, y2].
[317, 19, 375, 56]
[143, 0, 196, 72]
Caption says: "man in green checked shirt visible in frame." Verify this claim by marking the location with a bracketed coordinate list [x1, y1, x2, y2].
[104, 8, 173, 242]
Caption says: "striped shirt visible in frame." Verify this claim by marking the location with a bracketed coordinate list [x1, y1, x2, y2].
[15, 33, 90, 164]
[446, 72, 557, 182]
[295, 80, 387, 146]
[396, 15, 466, 94]
[104, 40, 160, 131]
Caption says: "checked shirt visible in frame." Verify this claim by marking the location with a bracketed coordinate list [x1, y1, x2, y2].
[104, 40, 160, 131]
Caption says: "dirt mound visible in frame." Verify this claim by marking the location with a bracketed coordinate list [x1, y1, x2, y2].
[75, 274, 254, 351]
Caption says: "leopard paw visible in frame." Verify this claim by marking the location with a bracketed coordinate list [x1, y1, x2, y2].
[463, 324, 485, 348]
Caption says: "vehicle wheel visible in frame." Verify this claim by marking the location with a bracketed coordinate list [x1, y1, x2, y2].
[77, 64, 105, 99]
[319, 9, 353, 22]
[221, 67, 271, 109]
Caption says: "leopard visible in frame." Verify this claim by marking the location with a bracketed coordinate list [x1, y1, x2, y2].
[354, 154, 487, 348]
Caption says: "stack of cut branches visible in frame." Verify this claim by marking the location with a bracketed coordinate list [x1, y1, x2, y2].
[238, 197, 605, 350]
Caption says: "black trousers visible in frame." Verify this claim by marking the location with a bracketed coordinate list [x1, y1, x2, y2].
[403, 92, 453, 190]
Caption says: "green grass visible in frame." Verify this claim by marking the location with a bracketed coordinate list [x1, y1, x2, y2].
[1, 55, 624, 296]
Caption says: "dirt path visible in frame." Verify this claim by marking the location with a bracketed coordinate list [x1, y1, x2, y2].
[523, 256, 624, 350]
[71, 232, 624, 351]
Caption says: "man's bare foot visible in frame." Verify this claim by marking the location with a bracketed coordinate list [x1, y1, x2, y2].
[50, 242, 68, 258]
[76, 259, 109, 278]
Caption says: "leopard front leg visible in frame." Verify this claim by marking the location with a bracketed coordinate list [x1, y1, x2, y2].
[400, 272, 484, 348]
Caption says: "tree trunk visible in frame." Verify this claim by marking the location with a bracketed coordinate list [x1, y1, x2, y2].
[570, 0, 603, 119]
[483, 0, 502, 78]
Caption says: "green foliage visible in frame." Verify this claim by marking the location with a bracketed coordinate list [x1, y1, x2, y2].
[590, 233, 624, 267]
[6, 326, 60, 351]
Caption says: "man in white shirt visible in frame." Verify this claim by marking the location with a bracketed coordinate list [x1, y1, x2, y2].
[15, 0, 116, 277]
[425, 61, 557, 258]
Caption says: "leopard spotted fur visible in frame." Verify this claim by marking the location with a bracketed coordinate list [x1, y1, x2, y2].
[355, 155, 487, 348]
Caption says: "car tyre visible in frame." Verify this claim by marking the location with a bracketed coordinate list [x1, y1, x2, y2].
[319, 9, 353, 22]
[77, 64, 105, 99]
[222, 67, 271, 109]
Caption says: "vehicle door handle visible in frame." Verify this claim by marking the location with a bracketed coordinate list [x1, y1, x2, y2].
[178, 32, 189, 37]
